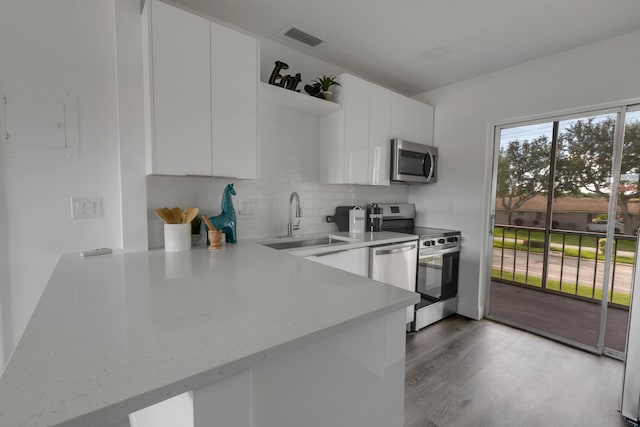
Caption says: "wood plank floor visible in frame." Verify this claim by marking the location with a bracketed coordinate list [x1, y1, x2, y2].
[488, 281, 629, 352]
[404, 315, 629, 427]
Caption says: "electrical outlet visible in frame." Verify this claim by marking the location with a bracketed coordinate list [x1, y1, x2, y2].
[71, 197, 102, 219]
[446, 201, 455, 213]
[239, 199, 256, 215]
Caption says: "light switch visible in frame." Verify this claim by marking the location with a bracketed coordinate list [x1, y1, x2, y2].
[71, 197, 102, 219]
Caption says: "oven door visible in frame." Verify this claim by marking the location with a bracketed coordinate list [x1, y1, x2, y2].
[417, 246, 459, 301]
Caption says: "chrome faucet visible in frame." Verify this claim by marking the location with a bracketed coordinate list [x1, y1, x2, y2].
[288, 191, 302, 237]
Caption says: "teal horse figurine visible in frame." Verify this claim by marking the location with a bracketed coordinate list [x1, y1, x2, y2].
[209, 183, 237, 243]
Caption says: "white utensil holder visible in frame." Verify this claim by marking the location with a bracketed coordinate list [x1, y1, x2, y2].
[164, 224, 191, 252]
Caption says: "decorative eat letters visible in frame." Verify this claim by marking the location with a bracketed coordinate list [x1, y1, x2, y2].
[268, 61, 302, 92]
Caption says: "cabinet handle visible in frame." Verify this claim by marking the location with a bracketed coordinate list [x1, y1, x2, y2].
[313, 248, 353, 257]
[374, 244, 416, 255]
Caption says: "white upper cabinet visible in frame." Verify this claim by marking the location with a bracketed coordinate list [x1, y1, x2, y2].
[368, 84, 392, 185]
[143, 0, 211, 176]
[391, 93, 434, 145]
[343, 74, 371, 184]
[143, 0, 259, 178]
[210, 23, 259, 180]
[320, 73, 391, 185]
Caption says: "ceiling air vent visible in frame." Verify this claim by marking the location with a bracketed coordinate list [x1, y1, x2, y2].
[280, 26, 323, 48]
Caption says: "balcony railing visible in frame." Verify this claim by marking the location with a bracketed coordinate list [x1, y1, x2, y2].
[492, 225, 636, 307]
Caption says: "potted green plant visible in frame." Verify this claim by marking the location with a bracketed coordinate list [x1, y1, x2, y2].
[311, 75, 341, 101]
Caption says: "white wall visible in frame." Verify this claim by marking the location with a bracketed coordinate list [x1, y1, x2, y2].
[115, 0, 150, 252]
[0, 146, 8, 365]
[409, 30, 640, 319]
[0, 1, 124, 368]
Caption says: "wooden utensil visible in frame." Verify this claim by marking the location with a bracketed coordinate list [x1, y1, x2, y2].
[155, 208, 173, 224]
[161, 207, 174, 224]
[171, 207, 183, 224]
[202, 215, 215, 230]
[184, 207, 199, 224]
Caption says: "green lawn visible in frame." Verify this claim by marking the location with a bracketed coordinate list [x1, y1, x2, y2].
[493, 239, 636, 264]
[494, 227, 637, 265]
[491, 268, 630, 306]
[494, 227, 636, 252]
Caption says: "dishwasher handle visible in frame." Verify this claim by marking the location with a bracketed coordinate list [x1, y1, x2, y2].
[372, 243, 417, 256]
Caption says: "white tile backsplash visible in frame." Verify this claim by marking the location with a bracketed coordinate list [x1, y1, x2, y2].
[146, 102, 409, 248]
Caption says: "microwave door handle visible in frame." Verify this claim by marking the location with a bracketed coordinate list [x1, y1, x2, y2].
[422, 154, 428, 179]
[426, 151, 435, 183]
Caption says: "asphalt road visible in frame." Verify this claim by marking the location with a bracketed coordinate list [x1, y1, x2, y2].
[492, 247, 633, 294]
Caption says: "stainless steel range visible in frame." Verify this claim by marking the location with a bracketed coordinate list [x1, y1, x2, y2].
[378, 204, 461, 331]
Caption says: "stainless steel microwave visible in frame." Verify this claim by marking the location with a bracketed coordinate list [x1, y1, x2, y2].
[390, 138, 437, 184]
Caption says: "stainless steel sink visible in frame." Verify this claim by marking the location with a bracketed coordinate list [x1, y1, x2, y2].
[262, 237, 350, 250]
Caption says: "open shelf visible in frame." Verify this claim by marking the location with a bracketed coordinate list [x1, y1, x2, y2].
[260, 82, 342, 115]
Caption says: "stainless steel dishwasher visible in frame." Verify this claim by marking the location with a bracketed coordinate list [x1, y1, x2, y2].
[369, 240, 418, 325]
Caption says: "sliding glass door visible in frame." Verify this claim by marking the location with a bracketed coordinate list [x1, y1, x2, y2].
[488, 105, 640, 357]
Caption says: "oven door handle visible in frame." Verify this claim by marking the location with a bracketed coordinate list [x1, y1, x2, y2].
[420, 246, 460, 256]
[374, 244, 417, 256]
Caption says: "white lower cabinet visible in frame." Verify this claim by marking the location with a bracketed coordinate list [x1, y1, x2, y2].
[305, 247, 369, 277]
[128, 310, 406, 427]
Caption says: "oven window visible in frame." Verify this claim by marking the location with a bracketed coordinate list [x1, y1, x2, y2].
[417, 252, 459, 301]
[418, 254, 443, 300]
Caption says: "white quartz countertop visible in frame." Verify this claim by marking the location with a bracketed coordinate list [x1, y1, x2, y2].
[0, 235, 419, 427]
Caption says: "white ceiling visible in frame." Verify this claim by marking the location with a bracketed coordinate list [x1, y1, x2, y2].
[172, 0, 640, 95]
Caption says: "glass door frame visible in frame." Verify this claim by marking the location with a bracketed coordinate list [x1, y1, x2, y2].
[485, 105, 632, 358]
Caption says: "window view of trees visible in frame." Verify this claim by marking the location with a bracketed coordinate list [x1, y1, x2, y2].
[491, 108, 640, 353]
[496, 113, 640, 235]
[496, 134, 551, 226]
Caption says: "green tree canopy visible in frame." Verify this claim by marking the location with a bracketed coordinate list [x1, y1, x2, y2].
[497, 135, 551, 225]
[497, 115, 640, 234]
[557, 116, 640, 234]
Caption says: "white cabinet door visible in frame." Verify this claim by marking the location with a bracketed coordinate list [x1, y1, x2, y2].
[412, 99, 434, 145]
[391, 93, 414, 142]
[211, 22, 259, 179]
[368, 84, 391, 186]
[391, 93, 434, 145]
[305, 247, 369, 277]
[320, 73, 391, 186]
[146, 0, 212, 176]
[143, 0, 259, 178]
[342, 75, 370, 185]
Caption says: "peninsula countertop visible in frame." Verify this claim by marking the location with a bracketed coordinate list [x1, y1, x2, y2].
[0, 236, 419, 427]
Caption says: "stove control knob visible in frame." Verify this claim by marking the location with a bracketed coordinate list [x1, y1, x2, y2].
[447, 237, 457, 243]
[423, 241, 431, 246]
[431, 240, 437, 246]
[438, 238, 445, 244]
